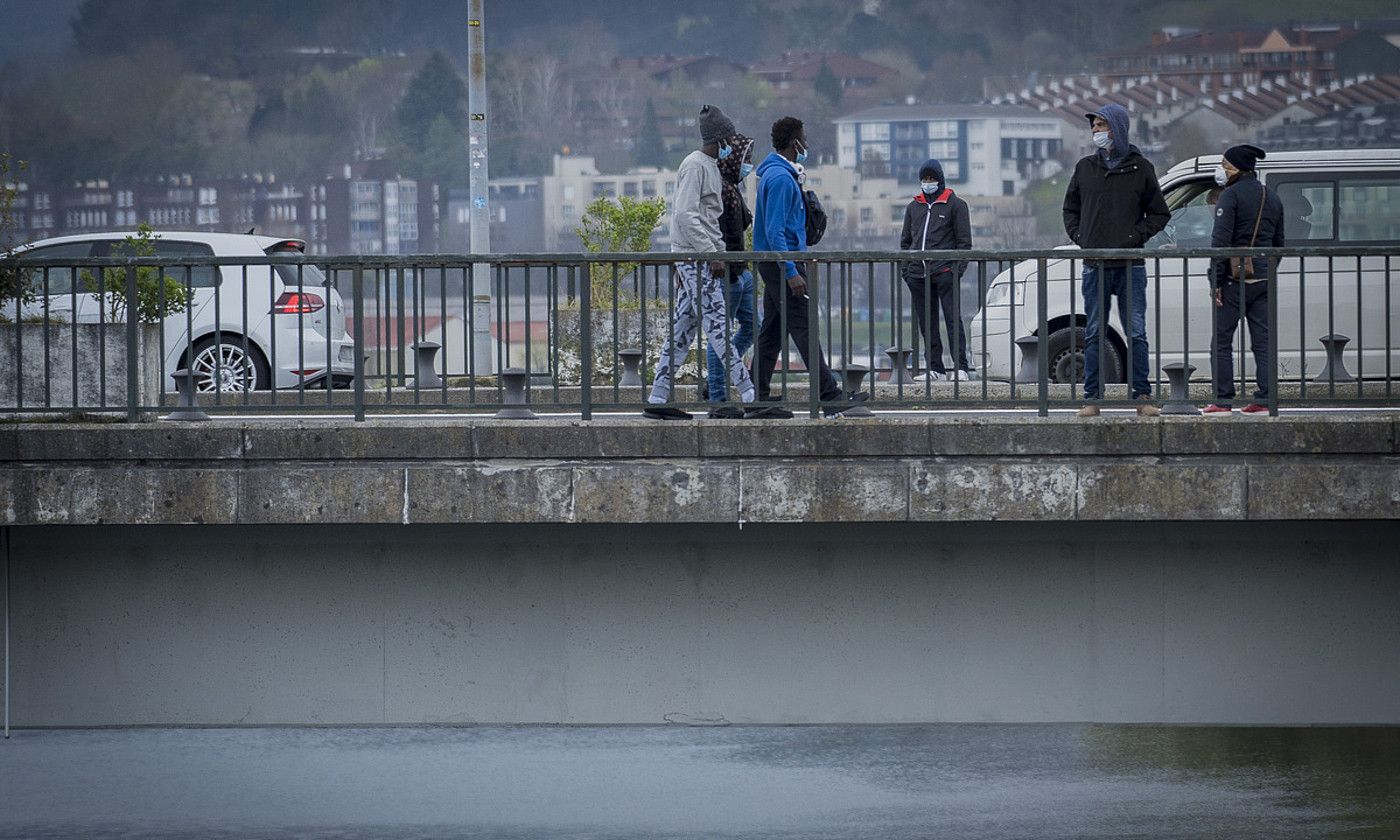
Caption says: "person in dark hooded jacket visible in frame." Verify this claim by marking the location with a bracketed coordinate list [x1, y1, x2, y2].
[899, 158, 973, 380]
[1063, 103, 1170, 417]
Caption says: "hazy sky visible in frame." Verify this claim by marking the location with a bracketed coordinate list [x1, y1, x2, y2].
[0, 0, 83, 65]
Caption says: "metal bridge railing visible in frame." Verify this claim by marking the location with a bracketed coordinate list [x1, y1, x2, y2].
[1, 247, 1396, 420]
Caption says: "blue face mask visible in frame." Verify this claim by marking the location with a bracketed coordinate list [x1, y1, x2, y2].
[718, 143, 732, 160]
[794, 141, 808, 165]
[739, 163, 754, 180]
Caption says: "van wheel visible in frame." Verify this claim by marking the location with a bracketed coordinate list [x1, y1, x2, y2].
[186, 334, 270, 392]
[1045, 326, 1124, 385]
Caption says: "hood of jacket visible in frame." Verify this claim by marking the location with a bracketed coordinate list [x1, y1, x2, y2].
[756, 150, 797, 181]
[918, 158, 945, 191]
[915, 187, 954, 205]
[1088, 103, 1132, 168]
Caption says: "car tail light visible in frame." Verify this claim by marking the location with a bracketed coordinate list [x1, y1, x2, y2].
[272, 291, 324, 314]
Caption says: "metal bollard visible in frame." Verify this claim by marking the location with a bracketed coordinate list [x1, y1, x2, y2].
[840, 366, 874, 417]
[884, 347, 915, 386]
[166, 369, 211, 422]
[842, 365, 869, 395]
[1014, 335, 1041, 385]
[411, 341, 442, 389]
[1159, 362, 1200, 415]
[618, 348, 643, 387]
[1314, 334, 1355, 383]
[495, 367, 537, 419]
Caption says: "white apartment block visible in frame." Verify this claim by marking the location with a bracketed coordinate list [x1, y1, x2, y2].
[834, 104, 1068, 196]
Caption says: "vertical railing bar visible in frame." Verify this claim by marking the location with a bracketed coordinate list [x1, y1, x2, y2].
[1327, 254, 1336, 397]
[241, 265, 250, 406]
[1008, 259, 1017, 402]
[41, 269, 51, 408]
[808, 261, 820, 419]
[1356, 254, 1363, 398]
[124, 264, 138, 421]
[1153, 257, 1161, 400]
[580, 261, 592, 420]
[465, 264, 476, 406]
[352, 264, 366, 422]
[1037, 256, 1048, 417]
[1069, 257, 1078, 402]
[1268, 257, 1279, 417]
[213, 263, 224, 408]
[979, 260, 988, 402]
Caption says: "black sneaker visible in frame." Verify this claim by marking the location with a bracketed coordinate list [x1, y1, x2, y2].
[846, 391, 871, 403]
[707, 404, 744, 419]
[643, 406, 693, 421]
[744, 404, 794, 419]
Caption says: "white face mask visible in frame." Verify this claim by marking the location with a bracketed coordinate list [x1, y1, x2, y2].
[1213, 165, 1229, 187]
[1092, 131, 1112, 150]
[920, 181, 939, 194]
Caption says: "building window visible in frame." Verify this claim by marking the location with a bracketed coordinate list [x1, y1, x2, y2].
[860, 123, 890, 142]
[1003, 181, 1016, 197]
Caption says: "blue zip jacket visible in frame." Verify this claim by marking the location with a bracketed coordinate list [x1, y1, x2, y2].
[753, 151, 806, 279]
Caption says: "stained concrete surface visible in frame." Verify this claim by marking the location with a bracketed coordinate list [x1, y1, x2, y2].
[6, 521, 1399, 726]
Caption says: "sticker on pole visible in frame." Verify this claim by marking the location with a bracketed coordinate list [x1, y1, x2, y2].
[473, 197, 487, 209]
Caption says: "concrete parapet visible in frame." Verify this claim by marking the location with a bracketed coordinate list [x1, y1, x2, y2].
[0, 415, 1396, 524]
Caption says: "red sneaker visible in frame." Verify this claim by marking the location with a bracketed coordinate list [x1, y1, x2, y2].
[1202, 404, 1233, 414]
[1241, 403, 1270, 414]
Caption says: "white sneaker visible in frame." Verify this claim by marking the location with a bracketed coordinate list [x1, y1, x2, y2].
[923, 370, 947, 382]
[950, 369, 973, 381]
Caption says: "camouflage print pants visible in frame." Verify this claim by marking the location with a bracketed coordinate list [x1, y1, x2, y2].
[649, 261, 756, 404]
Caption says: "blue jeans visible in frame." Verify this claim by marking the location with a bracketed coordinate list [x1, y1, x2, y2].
[705, 268, 757, 401]
[1081, 264, 1150, 400]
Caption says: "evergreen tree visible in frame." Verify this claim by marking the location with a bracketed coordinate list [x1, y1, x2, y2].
[395, 51, 467, 154]
[636, 98, 666, 169]
[419, 114, 470, 189]
[813, 58, 843, 107]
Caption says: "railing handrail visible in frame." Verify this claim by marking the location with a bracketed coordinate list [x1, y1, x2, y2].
[2, 245, 1397, 268]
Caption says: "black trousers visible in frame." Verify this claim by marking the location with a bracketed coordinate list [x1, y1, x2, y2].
[754, 261, 841, 401]
[1212, 279, 1270, 404]
[904, 270, 969, 374]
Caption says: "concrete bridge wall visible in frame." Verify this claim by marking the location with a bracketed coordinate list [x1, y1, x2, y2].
[6, 520, 1397, 727]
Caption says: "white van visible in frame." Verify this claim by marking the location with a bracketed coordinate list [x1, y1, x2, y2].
[971, 149, 1400, 383]
[10, 232, 357, 391]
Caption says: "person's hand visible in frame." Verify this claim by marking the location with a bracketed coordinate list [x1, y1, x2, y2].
[786, 272, 808, 298]
[1214, 288, 1223, 308]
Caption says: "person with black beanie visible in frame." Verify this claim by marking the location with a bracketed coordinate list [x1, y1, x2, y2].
[899, 158, 973, 380]
[1204, 144, 1285, 414]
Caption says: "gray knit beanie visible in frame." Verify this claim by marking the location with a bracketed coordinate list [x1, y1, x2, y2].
[698, 104, 736, 145]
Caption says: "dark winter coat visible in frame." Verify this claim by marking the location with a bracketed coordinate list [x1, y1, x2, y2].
[1062, 147, 1171, 264]
[899, 188, 971, 282]
[1210, 172, 1285, 287]
[718, 191, 753, 281]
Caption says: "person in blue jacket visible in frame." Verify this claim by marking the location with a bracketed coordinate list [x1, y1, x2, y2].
[751, 116, 865, 417]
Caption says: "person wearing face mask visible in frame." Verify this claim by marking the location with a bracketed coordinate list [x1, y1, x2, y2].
[1063, 103, 1171, 417]
[644, 104, 758, 421]
[703, 133, 759, 409]
[751, 115, 868, 417]
[1203, 144, 1285, 415]
[899, 158, 973, 382]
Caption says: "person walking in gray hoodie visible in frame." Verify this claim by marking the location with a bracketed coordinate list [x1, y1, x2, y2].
[644, 104, 758, 420]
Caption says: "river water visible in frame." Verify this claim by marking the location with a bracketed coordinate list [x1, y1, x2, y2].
[2, 725, 1397, 838]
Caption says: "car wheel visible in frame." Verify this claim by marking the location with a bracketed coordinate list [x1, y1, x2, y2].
[1044, 325, 1124, 385]
[187, 334, 270, 392]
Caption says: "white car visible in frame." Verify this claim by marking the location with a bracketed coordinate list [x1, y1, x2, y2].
[10, 231, 356, 391]
[971, 148, 1400, 382]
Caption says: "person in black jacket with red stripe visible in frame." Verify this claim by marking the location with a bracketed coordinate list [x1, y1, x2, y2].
[899, 159, 973, 380]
